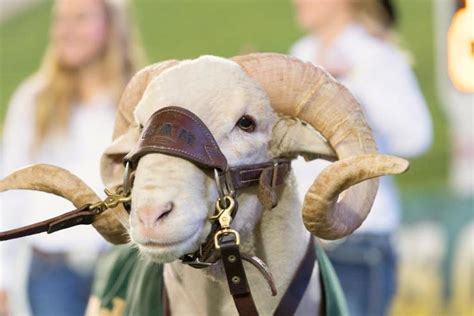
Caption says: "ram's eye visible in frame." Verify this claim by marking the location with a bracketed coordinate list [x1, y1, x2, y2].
[237, 115, 256, 132]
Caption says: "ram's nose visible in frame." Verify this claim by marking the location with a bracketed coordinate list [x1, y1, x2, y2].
[137, 202, 174, 228]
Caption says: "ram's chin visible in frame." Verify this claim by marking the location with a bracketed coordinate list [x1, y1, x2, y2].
[138, 243, 193, 263]
[133, 227, 205, 263]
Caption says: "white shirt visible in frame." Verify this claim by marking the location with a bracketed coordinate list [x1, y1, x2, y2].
[289, 24, 433, 234]
[0, 77, 116, 288]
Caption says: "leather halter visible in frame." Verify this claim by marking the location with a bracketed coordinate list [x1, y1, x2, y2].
[0, 204, 96, 241]
[123, 106, 290, 206]
[123, 106, 293, 315]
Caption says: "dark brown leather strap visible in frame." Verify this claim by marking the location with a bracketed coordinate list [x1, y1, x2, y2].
[167, 240, 316, 316]
[0, 204, 94, 241]
[220, 239, 259, 316]
[164, 252, 276, 316]
[125, 106, 228, 171]
[273, 238, 316, 316]
[227, 160, 291, 191]
[124, 106, 291, 197]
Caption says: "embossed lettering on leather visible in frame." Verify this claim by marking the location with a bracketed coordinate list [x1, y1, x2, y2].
[125, 106, 228, 171]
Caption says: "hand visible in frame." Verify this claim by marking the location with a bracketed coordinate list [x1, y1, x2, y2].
[0, 290, 10, 316]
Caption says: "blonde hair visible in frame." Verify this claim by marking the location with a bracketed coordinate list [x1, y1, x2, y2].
[33, 0, 145, 147]
[351, 0, 396, 41]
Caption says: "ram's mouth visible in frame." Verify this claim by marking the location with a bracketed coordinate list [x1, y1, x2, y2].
[137, 224, 201, 248]
[134, 223, 205, 260]
[140, 239, 187, 248]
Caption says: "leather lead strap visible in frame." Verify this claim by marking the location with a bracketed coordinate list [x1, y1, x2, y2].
[220, 239, 259, 316]
[0, 204, 94, 241]
[273, 238, 316, 316]
[163, 239, 316, 315]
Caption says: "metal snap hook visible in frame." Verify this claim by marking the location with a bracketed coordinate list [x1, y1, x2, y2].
[208, 196, 235, 221]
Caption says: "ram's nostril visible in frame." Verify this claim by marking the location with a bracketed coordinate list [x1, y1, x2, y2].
[157, 210, 171, 221]
[156, 202, 174, 222]
[138, 202, 174, 227]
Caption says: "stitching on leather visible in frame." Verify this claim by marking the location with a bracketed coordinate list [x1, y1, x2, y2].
[204, 146, 220, 165]
[157, 107, 220, 149]
[239, 168, 266, 184]
[151, 107, 223, 165]
[238, 164, 289, 183]
[240, 168, 266, 176]
[240, 179, 259, 184]
[140, 145, 208, 164]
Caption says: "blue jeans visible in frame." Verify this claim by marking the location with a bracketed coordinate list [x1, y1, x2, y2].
[324, 234, 397, 316]
[27, 251, 94, 316]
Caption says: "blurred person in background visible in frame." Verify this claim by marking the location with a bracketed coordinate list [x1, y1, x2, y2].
[0, 0, 144, 315]
[290, 0, 433, 315]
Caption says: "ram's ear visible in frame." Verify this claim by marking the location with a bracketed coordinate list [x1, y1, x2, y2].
[100, 126, 140, 189]
[269, 117, 337, 162]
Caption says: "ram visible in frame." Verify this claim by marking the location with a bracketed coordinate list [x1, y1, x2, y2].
[0, 53, 408, 315]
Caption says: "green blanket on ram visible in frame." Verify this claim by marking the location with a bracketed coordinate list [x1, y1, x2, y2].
[91, 242, 348, 315]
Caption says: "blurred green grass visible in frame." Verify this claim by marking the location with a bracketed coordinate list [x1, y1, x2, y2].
[0, 0, 448, 193]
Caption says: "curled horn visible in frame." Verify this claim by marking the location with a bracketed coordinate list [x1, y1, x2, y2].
[101, 60, 179, 187]
[112, 60, 180, 138]
[233, 53, 409, 239]
[0, 164, 128, 244]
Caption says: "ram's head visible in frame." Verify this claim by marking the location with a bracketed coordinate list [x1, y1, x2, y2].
[0, 54, 408, 262]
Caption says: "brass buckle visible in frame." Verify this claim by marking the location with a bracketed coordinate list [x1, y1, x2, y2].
[214, 229, 240, 249]
[208, 195, 240, 249]
[208, 196, 235, 221]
